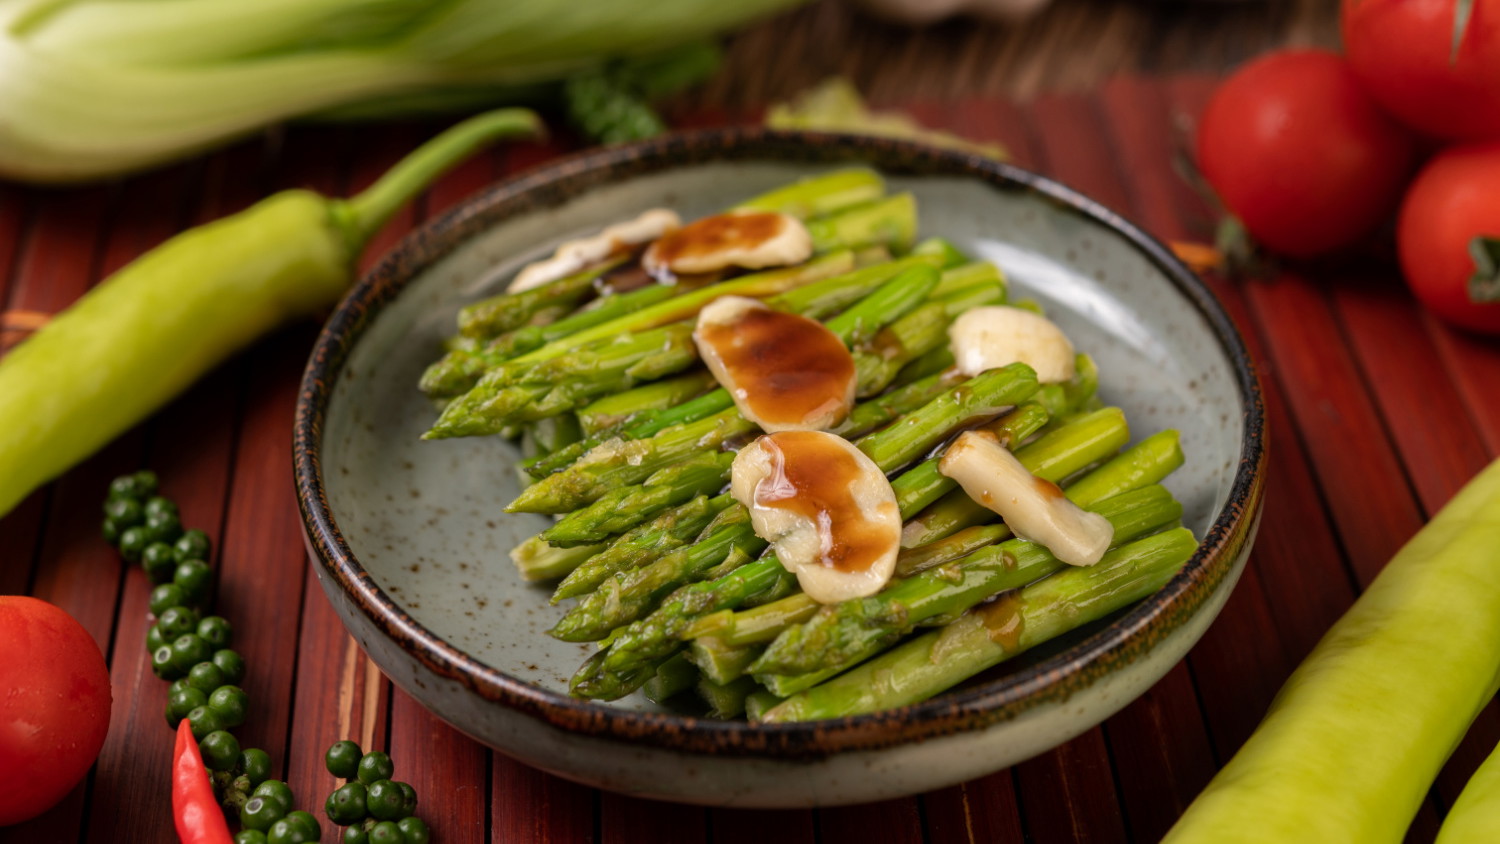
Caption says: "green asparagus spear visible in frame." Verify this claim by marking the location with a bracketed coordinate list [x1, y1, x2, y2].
[761, 528, 1197, 721]
[576, 371, 717, 435]
[510, 536, 607, 582]
[750, 484, 1183, 683]
[687, 634, 763, 686]
[559, 365, 1039, 656]
[745, 689, 785, 721]
[642, 651, 698, 704]
[697, 674, 761, 719]
[733, 169, 886, 219]
[855, 281, 1004, 395]
[807, 194, 917, 254]
[456, 254, 627, 340]
[550, 494, 732, 602]
[900, 427, 1182, 549]
[911, 237, 970, 269]
[541, 452, 733, 546]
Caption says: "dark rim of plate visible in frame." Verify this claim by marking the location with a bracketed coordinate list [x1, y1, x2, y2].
[294, 127, 1267, 759]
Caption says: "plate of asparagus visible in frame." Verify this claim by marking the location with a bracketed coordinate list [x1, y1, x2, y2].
[295, 131, 1264, 805]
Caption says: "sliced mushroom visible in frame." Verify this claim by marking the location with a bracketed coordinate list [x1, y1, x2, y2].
[507, 208, 681, 293]
[694, 296, 856, 433]
[938, 430, 1113, 565]
[949, 305, 1076, 383]
[732, 431, 901, 603]
[643, 211, 812, 279]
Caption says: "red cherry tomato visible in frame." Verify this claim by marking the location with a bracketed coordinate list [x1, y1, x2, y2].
[1343, 0, 1500, 141]
[1397, 143, 1500, 334]
[1196, 49, 1419, 258]
[0, 596, 111, 826]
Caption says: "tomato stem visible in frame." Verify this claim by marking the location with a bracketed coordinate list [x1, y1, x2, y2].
[1466, 236, 1500, 303]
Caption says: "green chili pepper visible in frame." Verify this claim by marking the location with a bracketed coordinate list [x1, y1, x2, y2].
[0, 108, 542, 518]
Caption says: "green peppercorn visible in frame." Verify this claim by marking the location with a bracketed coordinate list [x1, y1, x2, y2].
[253, 780, 295, 814]
[119, 526, 150, 562]
[108, 471, 156, 501]
[144, 510, 182, 545]
[143, 495, 177, 519]
[224, 783, 251, 818]
[395, 818, 428, 844]
[364, 780, 403, 821]
[173, 559, 213, 603]
[101, 517, 122, 545]
[104, 494, 145, 525]
[268, 815, 319, 844]
[187, 660, 228, 692]
[241, 795, 287, 832]
[356, 752, 394, 786]
[168, 677, 193, 696]
[174, 529, 211, 563]
[197, 616, 232, 648]
[152, 645, 184, 680]
[166, 685, 208, 727]
[239, 748, 272, 786]
[187, 705, 225, 740]
[326, 781, 368, 826]
[157, 605, 199, 639]
[146, 623, 167, 652]
[393, 783, 415, 819]
[236, 831, 269, 844]
[213, 649, 246, 685]
[208, 684, 248, 727]
[200, 730, 241, 771]
[367, 821, 402, 844]
[142, 541, 178, 584]
[342, 827, 369, 844]
[149, 583, 189, 616]
[325, 740, 362, 780]
[287, 810, 321, 838]
[170, 634, 214, 673]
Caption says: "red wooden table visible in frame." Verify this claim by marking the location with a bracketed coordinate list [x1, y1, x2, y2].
[3, 75, 1500, 844]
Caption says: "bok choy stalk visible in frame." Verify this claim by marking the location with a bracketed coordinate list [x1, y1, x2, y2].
[0, 0, 802, 182]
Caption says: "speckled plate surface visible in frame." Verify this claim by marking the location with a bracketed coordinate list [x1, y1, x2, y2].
[294, 129, 1265, 807]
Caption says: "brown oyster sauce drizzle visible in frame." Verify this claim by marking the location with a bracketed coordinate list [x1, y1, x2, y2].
[646, 211, 786, 271]
[697, 306, 854, 429]
[752, 432, 888, 574]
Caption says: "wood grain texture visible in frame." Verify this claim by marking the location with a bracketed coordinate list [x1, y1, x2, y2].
[3, 63, 1499, 844]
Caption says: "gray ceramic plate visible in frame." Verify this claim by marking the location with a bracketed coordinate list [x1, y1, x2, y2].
[295, 130, 1265, 807]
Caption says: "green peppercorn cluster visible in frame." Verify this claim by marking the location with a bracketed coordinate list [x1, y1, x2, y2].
[103, 471, 323, 844]
[322, 741, 430, 844]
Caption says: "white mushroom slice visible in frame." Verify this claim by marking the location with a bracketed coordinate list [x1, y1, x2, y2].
[506, 209, 681, 293]
[731, 431, 901, 603]
[694, 296, 856, 432]
[938, 431, 1113, 565]
[643, 211, 812, 279]
[949, 305, 1076, 383]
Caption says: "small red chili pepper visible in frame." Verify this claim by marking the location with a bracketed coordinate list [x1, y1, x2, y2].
[172, 719, 233, 844]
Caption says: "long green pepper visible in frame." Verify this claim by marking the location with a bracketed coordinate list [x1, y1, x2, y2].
[0, 109, 543, 518]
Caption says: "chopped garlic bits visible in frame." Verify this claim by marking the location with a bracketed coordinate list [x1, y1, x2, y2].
[732, 431, 901, 603]
[507, 209, 681, 293]
[938, 431, 1113, 566]
[643, 211, 812, 280]
[694, 296, 856, 433]
[949, 305, 1076, 383]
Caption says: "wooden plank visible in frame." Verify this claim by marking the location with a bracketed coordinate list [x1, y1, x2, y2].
[0, 178, 124, 844]
[818, 797, 926, 844]
[1427, 318, 1500, 458]
[922, 771, 1026, 844]
[491, 754, 597, 843]
[1012, 729, 1128, 843]
[1163, 75, 1447, 841]
[389, 687, 490, 844]
[1021, 88, 1219, 841]
[600, 792, 707, 844]
[710, 808, 816, 844]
